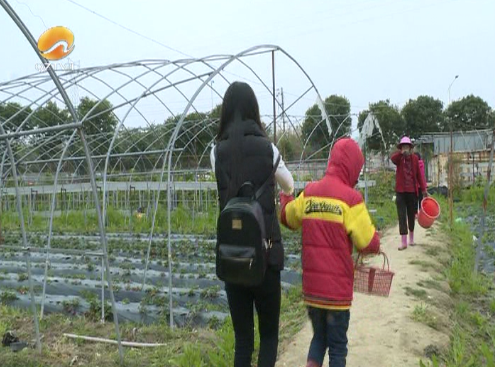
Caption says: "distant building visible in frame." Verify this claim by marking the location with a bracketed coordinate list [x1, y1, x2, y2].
[416, 129, 494, 187]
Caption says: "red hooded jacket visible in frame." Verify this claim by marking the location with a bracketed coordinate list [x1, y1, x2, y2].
[391, 151, 426, 195]
[280, 139, 380, 310]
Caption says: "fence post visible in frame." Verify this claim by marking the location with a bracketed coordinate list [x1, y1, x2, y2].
[474, 129, 495, 273]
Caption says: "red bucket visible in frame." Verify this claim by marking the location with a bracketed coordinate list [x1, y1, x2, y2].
[418, 197, 441, 229]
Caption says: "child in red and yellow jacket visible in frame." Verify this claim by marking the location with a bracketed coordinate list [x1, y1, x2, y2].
[279, 138, 380, 367]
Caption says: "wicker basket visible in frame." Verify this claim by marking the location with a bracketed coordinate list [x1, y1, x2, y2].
[354, 252, 394, 297]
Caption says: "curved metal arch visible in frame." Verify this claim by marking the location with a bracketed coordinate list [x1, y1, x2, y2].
[153, 44, 329, 327]
[172, 119, 218, 171]
[0, 26, 334, 345]
[100, 62, 180, 219]
[298, 116, 327, 165]
[229, 56, 305, 145]
[40, 129, 79, 317]
[0, 1, 125, 361]
[0, 78, 74, 134]
[52, 59, 217, 212]
[58, 66, 160, 140]
[96, 57, 216, 173]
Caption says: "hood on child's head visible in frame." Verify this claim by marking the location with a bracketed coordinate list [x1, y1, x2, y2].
[325, 138, 364, 187]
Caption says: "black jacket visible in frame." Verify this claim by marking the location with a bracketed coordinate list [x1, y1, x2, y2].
[215, 119, 284, 270]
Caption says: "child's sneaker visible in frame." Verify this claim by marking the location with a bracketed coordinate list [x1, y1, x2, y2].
[398, 235, 407, 251]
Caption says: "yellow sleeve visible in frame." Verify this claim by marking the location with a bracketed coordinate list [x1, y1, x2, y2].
[344, 202, 376, 250]
[283, 191, 305, 230]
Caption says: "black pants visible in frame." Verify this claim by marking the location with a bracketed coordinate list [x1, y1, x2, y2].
[308, 307, 350, 367]
[396, 192, 417, 235]
[225, 268, 281, 367]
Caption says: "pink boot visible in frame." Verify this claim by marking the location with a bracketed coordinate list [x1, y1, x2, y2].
[398, 235, 407, 251]
[409, 231, 415, 246]
[306, 360, 322, 367]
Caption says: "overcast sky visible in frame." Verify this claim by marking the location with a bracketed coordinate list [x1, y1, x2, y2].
[0, 0, 493, 134]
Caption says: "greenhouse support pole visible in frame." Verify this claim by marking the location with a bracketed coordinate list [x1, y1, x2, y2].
[101, 256, 105, 322]
[449, 128, 454, 228]
[0, 123, 41, 353]
[272, 51, 277, 143]
[0, 1, 125, 361]
[474, 129, 495, 273]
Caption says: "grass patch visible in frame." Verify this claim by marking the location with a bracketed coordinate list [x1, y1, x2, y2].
[417, 279, 445, 293]
[0, 291, 18, 304]
[404, 286, 428, 300]
[409, 259, 437, 271]
[420, 196, 495, 366]
[412, 303, 439, 330]
[0, 205, 219, 236]
[0, 286, 306, 367]
[424, 245, 441, 257]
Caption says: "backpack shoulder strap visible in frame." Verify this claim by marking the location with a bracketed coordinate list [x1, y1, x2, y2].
[254, 153, 281, 200]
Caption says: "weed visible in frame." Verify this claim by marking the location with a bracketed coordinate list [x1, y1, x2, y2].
[17, 273, 28, 282]
[208, 315, 222, 330]
[205, 320, 236, 367]
[80, 290, 96, 301]
[169, 343, 207, 367]
[419, 354, 441, 367]
[404, 286, 428, 300]
[0, 291, 18, 304]
[480, 342, 495, 367]
[200, 286, 220, 299]
[62, 298, 80, 314]
[86, 299, 113, 322]
[409, 259, 436, 270]
[455, 301, 469, 318]
[424, 246, 441, 257]
[412, 303, 438, 330]
[424, 197, 495, 366]
[417, 279, 445, 293]
[67, 273, 86, 280]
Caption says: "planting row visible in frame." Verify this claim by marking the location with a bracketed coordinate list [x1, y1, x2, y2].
[0, 233, 302, 327]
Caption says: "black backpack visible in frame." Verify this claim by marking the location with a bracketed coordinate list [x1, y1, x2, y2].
[216, 155, 280, 287]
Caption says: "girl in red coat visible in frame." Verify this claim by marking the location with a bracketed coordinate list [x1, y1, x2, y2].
[391, 137, 428, 250]
[280, 138, 380, 367]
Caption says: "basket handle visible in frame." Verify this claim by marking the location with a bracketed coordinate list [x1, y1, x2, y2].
[355, 251, 390, 271]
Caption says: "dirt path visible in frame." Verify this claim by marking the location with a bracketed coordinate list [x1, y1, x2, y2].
[277, 224, 451, 367]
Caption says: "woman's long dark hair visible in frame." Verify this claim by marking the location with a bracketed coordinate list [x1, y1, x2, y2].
[216, 81, 265, 141]
[216, 82, 265, 198]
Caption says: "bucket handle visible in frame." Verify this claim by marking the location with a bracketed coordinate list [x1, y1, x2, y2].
[355, 251, 390, 271]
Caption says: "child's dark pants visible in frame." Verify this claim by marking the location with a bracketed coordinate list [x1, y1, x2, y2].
[307, 307, 350, 367]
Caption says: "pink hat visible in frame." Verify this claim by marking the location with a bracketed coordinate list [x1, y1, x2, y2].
[397, 136, 413, 149]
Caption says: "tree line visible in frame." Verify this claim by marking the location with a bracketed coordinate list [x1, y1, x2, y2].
[0, 93, 493, 172]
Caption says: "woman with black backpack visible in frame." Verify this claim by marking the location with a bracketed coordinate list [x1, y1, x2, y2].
[210, 81, 294, 367]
